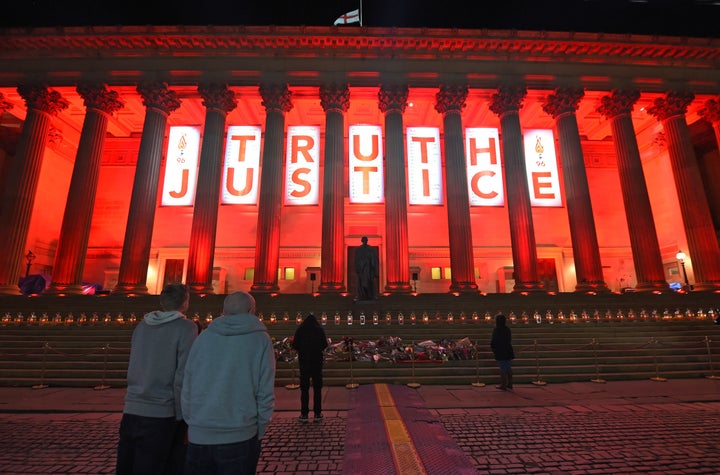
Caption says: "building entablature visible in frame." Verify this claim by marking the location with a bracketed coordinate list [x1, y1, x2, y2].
[0, 26, 719, 92]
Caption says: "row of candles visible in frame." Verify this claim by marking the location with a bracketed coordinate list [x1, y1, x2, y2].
[2, 307, 718, 326]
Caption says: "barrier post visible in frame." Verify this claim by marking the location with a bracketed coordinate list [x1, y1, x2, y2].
[32, 342, 50, 389]
[471, 341, 485, 387]
[531, 339, 547, 386]
[94, 344, 111, 390]
[590, 338, 606, 384]
[649, 337, 667, 382]
[285, 350, 300, 390]
[704, 336, 720, 380]
[407, 341, 421, 388]
[345, 338, 359, 389]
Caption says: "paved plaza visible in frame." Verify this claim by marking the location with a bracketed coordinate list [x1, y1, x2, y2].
[0, 379, 718, 474]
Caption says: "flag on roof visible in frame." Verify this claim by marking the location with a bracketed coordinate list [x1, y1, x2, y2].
[334, 8, 360, 25]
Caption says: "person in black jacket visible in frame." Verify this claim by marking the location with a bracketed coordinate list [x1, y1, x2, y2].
[490, 313, 515, 390]
[292, 314, 328, 422]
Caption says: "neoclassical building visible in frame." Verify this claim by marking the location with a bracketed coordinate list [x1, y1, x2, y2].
[1, 25, 719, 296]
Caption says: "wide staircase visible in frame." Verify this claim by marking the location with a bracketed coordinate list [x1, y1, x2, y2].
[1, 292, 719, 388]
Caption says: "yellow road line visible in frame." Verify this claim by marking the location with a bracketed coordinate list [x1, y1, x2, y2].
[374, 384, 428, 475]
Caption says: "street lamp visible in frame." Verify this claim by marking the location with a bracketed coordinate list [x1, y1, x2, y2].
[25, 251, 35, 277]
[676, 250, 690, 291]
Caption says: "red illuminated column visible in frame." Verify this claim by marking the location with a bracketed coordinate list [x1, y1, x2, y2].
[700, 97, 720, 145]
[489, 86, 541, 292]
[186, 84, 237, 295]
[597, 90, 668, 292]
[114, 83, 181, 295]
[647, 91, 720, 290]
[379, 85, 412, 293]
[542, 88, 608, 292]
[48, 85, 124, 294]
[435, 85, 478, 292]
[0, 85, 68, 295]
[318, 84, 349, 293]
[252, 84, 293, 293]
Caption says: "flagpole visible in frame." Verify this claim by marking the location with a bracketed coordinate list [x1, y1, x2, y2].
[360, 0, 363, 27]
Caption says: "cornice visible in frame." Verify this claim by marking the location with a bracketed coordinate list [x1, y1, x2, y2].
[1, 25, 718, 67]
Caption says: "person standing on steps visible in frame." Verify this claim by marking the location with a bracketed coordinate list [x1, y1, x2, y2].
[292, 313, 328, 422]
[491, 313, 515, 390]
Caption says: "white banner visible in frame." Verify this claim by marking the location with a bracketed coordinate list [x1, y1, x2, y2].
[285, 126, 320, 205]
[349, 125, 384, 203]
[161, 126, 201, 206]
[465, 128, 503, 206]
[523, 129, 562, 207]
[221, 126, 262, 204]
[407, 127, 443, 205]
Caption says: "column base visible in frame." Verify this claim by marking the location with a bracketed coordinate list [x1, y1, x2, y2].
[0, 284, 22, 296]
[512, 281, 545, 293]
[574, 281, 610, 293]
[45, 283, 85, 295]
[250, 282, 280, 293]
[384, 282, 413, 293]
[633, 281, 671, 293]
[692, 281, 720, 292]
[113, 283, 149, 296]
[189, 283, 215, 296]
[449, 281, 478, 293]
[318, 282, 346, 294]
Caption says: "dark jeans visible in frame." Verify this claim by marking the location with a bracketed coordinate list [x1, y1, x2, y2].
[116, 413, 186, 475]
[299, 360, 323, 416]
[185, 436, 261, 475]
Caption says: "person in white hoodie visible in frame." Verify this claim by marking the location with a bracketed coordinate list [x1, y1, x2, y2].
[116, 283, 198, 475]
[182, 291, 275, 475]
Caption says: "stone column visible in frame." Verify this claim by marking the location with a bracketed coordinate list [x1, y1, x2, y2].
[0, 85, 68, 295]
[597, 90, 668, 292]
[186, 84, 237, 295]
[489, 86, 542, 292]
[647, 91, 720, 290]
[318, 84, 349, 293]
[700, 97, 720, 146]
[252, 84, 293, 293]
[48, 85, 124, 294]
[114, 83, 181, 295]
[379, 84, 412, 293]
[435, 85, 477, 292]
[542, 88, 608, 292]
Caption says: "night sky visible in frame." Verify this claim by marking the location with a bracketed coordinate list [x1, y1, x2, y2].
[1, 0, 718, 37]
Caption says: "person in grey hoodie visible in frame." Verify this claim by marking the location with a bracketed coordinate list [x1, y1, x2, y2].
[182, 291, 275, 475]
[116, 283, 198, 475]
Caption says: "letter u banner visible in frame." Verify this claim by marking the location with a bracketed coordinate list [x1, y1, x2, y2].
[349, 125, 384, 203]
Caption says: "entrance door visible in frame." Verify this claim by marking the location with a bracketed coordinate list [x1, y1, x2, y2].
[347, 246, 380, 298]
[163, 259, 185, 288]
[537, 258, 559, 292]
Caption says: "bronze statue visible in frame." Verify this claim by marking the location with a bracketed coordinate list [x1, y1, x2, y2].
[354, 236, 378, 300]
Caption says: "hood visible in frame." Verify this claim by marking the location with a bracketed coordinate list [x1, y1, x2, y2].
[143, 310, 185, 326]
[207, 313, 267, 336]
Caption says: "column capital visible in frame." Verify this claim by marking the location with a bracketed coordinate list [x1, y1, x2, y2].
[597, 89, 641, 119]
[319, 84, 350, 113]
[137, 82, 181, 114]
[259, 83, 292, 114]
[77, 84, 124, 115]
[699, 97, 720, 124]
[434, 84, 468, 116]
[542, 87, 585, 119]
[489, 85, 527, 116]
[17, 85, 69, 115]
[199, 84, 238, 114]
[0, 92, 13, 114]
[646, 91, 694, 121]
[378, 84, 409, 114]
